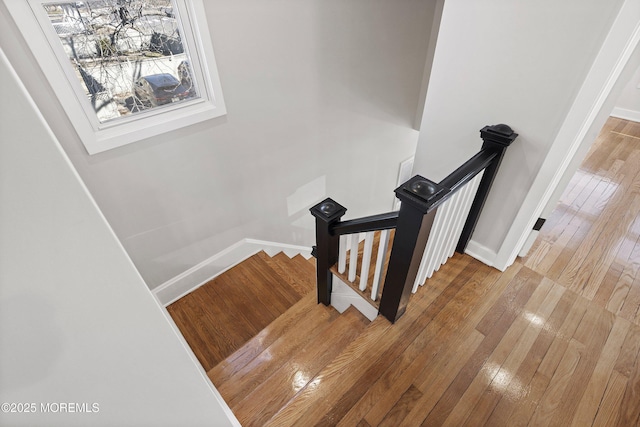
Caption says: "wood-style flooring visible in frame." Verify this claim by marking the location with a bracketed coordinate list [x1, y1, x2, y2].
[168, 117, 640, 426]
[167, 251, 317, 371]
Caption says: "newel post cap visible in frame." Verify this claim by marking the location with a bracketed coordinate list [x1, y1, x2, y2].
[480, 124, 518, 148]
[310, 198, 347, 223]
[395, 175, 450, 213]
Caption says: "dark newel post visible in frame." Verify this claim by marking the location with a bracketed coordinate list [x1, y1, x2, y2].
[310, 198, 347, 306]
[378, 176, 449, 323]
[456, 124, 518, 254]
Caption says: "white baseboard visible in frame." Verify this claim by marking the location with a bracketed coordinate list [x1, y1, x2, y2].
[464, 239, 504, 271]
[153, 239, 312, 306]
[610, 107, 640, 123]
[518, 229, 540, 258]
[330, 276, 378, 321]
[244, 239, 312, 259]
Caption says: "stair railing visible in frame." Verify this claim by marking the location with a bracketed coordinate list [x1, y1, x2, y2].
[310, 124, 518, 323]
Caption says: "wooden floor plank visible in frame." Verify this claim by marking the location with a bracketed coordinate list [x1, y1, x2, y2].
[484, 284, 578, 426]
[570, 315, 630, 427]
[420, 268, 543, 426]
[593, 262, 625, 309]
[441, 277, 557, 427]
[615, 338, 640, 427]
[394, 266, 522, 427]
[582, 194, 640, 299]
[614, 322, 640, 377]
[527, 338, 584, 426]
[378, 385, 423, 427]
[457, 280, 566, 427]
[317, 255, 475, 427]
[358, 264, 493, 427]
[398, 329, 486, 427]
[593, 370, 627, 427]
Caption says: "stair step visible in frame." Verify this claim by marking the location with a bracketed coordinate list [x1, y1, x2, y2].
[232, 306, 369, 427]
[292, 254, 317, 285]
[235, 253, 301, 309]
[211, 300, 340, 407]
[257, 251, 314, 297]
[168, 250, 310, 371]
[282, 253, 317, 290]
[207, 270, 276, 335]
[208, 291, 319, 384]
[168, 284, 255, 372]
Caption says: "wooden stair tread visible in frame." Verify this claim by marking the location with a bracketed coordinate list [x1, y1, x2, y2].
[201, 269, 270, 337]
[168, 250, 312, 371]
[214, 254, 289, 320]
[232, 306, 369, 427]
[235, 253, 301, 308]
[307, 255, 316, 267]
[211, 301, 340, 406]
[257, 251, 314, 297]
[208, 291, 319, 384]
[286, 254, 317, 291]
[168, 285, 255, 371]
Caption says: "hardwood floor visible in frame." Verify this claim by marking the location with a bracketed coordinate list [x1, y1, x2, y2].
[168, 117, 640, 426]
[525, 118, 640, 327]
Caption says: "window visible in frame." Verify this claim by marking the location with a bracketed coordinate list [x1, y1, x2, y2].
[6, 0, 226, 154]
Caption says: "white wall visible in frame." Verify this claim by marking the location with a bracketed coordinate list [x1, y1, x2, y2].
[0, 50, 237, 426]
[0, 0, 437, 290]
[612, 64, 640, 122]
[414, 0, 625, 262]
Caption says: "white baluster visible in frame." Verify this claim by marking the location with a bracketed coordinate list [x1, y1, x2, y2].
[426, 198, 454, 278]
[446, 173, 483, 259]
[414, 205, 446, 290]
[371, 229, 390, 301]
[338, 234, 347, 274]
[359, 231, 375, 291]
[439, 188, 466, 267]
[348, 233, 360, 282]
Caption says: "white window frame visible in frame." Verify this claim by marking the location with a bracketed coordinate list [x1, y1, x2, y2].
[5, 0, 226, 155]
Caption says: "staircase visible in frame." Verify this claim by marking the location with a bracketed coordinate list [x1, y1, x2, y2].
[168, 250, 371, 426]
[168, 248, 479, 426]
[167, 125, 520, 424]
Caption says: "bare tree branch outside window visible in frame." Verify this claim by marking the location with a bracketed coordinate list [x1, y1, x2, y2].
[43, 0, 199, 123]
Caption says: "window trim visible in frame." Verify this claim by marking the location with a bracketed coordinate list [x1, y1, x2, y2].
[5, 0, 226, 155]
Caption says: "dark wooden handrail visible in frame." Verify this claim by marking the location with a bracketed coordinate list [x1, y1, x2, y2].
[331, 212, 399, 236]
[439, 151, 497, 192]
[311, 124, 518, 323]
